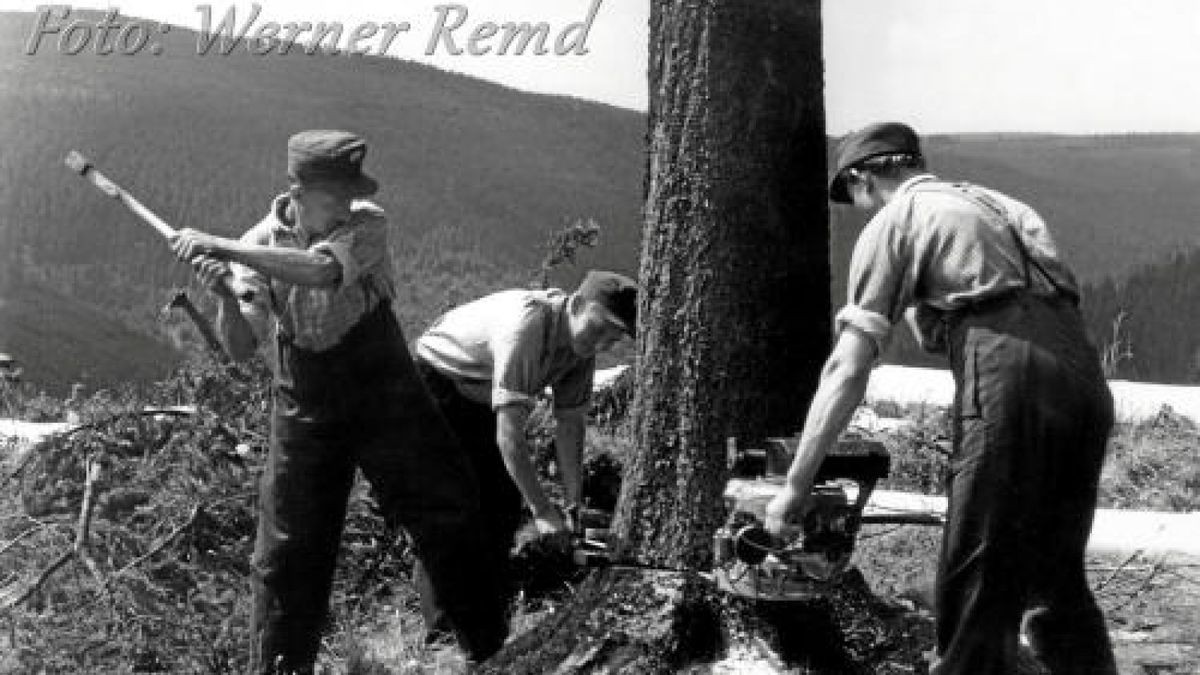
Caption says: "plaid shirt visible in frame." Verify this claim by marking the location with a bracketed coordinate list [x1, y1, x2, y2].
[837, 174, 1080, 355]
[414, 289, 595, 414]
[231, 194, 395, 352]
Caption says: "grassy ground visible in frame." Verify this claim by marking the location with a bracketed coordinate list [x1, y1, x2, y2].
[855, 526, 1200, 675]
[865, 398, 1200, 512]
[2, 376, 1198, 673]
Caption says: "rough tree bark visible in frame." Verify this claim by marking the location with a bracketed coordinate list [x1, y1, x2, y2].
[483, 2, 922, 672]
[616, 0, 829, 573]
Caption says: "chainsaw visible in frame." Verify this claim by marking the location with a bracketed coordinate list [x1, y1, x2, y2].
[711, 436, 891, 601]
[526, 437, 911, 603]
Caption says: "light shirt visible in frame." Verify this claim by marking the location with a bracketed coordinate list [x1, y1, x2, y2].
[231, 194, 395, 352]
[837, 174, 1080, 355]
[415, 289, 595, 414]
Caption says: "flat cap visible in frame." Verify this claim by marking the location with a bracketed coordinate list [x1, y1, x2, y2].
[287, 130, 379, 198]
[577, 270, 638, 335]
[829, 122, 922, 204]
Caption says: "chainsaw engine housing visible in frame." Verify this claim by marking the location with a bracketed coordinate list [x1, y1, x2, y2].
[713, 438, 889, 601]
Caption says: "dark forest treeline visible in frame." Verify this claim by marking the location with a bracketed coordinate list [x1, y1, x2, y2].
[1079, 248, 1200, 384]
[873, 245, 1200, 385]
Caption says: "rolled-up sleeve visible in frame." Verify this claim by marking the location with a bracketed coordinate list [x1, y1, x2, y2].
[836, 204, 913, 356]
[310, 207, 388, 293]
[490, 306, 545, 410]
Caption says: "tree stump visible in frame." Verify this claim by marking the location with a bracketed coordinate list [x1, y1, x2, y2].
[484, 567, 935, 673]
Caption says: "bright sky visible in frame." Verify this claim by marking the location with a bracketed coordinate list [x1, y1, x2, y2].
[4, 0, 1200, 132]
[825, 0, 1200, 133]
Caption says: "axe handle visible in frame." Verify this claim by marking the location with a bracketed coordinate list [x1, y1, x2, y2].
[114, 185, 177, 240]
[168, 292, 231, 363]
[65, 151, 249, 301]
[67, 153, 177, 239]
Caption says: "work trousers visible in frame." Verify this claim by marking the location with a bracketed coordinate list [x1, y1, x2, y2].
[248, 303, 506, 673]
[412, 359, 526, 640]
[932, 293, 1118, 675]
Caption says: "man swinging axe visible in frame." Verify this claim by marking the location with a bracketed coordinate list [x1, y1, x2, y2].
[170, 130, 507, 672]
[765, 123, 1117, 675]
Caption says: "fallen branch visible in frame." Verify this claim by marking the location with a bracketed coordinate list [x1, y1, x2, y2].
[1, 439, 51, 491]
[1086, 564, 1157, 573]
[74, 458, 105, 586]
[1093, 548, 1143, 592]
[107, 503, 202, 585]
[0, 522, 62, 558]
[0, 455, 106, 611]
[1101, 559, 1168, 612]
[0, 548, 74, 611]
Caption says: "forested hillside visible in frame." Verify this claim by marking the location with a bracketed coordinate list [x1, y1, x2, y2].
[4, 10, 1200, 388]
[0, 9, 643, 387]
[0, 279, 181, 391]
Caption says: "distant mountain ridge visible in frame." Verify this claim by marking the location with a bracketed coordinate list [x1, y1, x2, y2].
[3, 10, 1200, 387]
[0, 8, 644, 389]
[0, 280, 180, 392]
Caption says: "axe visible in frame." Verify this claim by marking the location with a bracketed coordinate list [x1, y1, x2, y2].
[162, 290, 231, 363]
[63, 151, 250, 301]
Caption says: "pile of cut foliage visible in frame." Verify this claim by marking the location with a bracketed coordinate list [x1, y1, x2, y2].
[0, 359, 409, 673]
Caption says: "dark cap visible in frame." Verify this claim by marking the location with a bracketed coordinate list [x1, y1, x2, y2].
[287, 130, 379, 198]
[829, 122, 922, 204]
[577, 270, 638, 335]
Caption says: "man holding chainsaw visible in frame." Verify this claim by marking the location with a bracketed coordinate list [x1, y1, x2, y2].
[765, 123, 1116, 675]
[410, 270, 636, 641]
[171, 130, 507, 672]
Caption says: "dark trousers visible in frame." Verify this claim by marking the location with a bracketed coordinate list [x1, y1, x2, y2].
[248, 305, 506, 673]
[933, 294, 1118, 675]
[412, 359, 525, 638]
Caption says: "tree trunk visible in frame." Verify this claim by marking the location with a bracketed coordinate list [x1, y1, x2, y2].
[482, 3, 932, 672]
[615, 0, 829, 573]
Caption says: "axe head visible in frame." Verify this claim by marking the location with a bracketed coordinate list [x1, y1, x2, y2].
[64, 150, 90, 175]
[65, 150, 119, 198]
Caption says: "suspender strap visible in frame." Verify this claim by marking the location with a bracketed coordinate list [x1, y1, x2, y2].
[916, 182, 1074, 301]
[273, 274, 390, 345]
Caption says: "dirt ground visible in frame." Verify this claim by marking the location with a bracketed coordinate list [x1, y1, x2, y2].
[1099, 551, 1200, 675]
[855, 525, 1200, 675]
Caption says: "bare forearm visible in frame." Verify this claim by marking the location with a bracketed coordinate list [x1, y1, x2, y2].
[172, 229, 340, 288]
[222, 241, 340, 288]
[785, 361, 871, 494]
[554, 415, 585, 506]
[498, 437, 554, 517]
